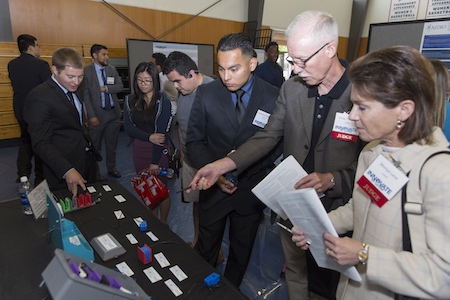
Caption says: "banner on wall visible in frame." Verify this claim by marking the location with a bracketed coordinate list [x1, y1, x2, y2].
[153, 42, 199, 66]
[426, 0, 450, 19]
[389, 0, 420, 22]
[419, 20, 450, 68]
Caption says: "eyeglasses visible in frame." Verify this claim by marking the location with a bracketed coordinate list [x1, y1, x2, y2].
[286, 42, 330, 68]
[137, 79, 153, 85]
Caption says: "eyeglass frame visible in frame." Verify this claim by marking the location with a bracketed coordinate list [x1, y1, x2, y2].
[286, 42, 330, 67]
[136, 79, 153, 85]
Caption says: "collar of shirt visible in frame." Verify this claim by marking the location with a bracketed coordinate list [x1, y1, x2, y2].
[232, 74, 255, 107]
[307, 62, 350, 99]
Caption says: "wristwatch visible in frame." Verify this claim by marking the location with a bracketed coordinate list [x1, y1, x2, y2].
[330, 175, 335, 186]
[358, 243, 369, 265]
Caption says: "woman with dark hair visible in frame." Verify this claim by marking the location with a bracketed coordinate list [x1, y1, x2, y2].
[292, 46, 450, 299]
[124, 61, 172, 224]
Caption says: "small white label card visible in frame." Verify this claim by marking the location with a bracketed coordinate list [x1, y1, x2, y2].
[146, 231, 159, 242]
[126, 233, 138, 245]
[154, 252, 170, 268]
[252, 109, 271, 128]
[116, 261, 134, 277]
[87, 186, 97, 193]
[114, 195, 127, 203]
[69, 235, 81, 246]
[107, 77, 115, 84]
[165, 279, 183, 297]
[133, 217, 144, 227]
[97, 233, 118, 250]
[356, 154, 408, 208]
[114, 210, 125, 219]
[169, 265, 188, 282]
[331, 112, 359, 142]
[143, 266, 162, 283]
[102, 185, 112, 192]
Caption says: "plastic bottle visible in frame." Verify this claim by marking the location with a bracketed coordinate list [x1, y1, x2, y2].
[159, 168, 174, 179]
[19, 176, 33, 215]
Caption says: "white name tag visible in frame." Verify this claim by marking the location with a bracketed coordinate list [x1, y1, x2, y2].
[252, 109, 270, 128]
[331, 112, 359, 142]
[356, 154, 408, 207]
[107, 76, 115, 84]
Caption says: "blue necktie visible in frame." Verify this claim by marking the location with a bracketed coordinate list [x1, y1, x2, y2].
[102, 68, 111, 110]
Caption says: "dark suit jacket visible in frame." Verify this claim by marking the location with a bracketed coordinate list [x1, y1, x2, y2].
[24, 78, 90, 189]
[186, 76, 282, 214]
[83, 63, 123, 120]
[254, 59, 285, 88]
[8, 53, 51, 121]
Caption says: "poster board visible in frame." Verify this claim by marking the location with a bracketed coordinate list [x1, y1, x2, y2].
[126, 39, 214, 92]
[367, 18, 450, 53]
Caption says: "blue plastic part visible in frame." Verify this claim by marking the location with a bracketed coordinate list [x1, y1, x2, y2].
[204, 272, 220, 286]
[139, 220, 148, 231]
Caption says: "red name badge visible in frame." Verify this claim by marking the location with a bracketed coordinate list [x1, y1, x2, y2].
[357, 154, 408, 208]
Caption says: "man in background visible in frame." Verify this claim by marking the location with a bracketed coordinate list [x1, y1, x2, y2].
[24, 47, 96, 195]
[254, 41, 285, 88]
[151, 52, 178, 107]
[163, 51, 214, 248]
[83, 44, 123, 180]
[8, 34, 51, 185]
[186, 33, 282, 287]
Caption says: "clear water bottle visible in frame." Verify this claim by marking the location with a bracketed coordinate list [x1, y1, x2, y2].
[19, 176, 33, 215]
[159, 167, 174, 179]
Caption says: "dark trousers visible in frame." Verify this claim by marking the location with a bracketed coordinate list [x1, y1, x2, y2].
[17, 119, 43, 184]
[195, 198, 263, 287]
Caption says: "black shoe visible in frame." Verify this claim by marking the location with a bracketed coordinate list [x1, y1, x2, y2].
[96, 174, 107, 182]
[108, 169, 121, 178]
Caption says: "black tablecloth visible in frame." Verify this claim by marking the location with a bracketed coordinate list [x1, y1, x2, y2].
[0, 180, 248, 300]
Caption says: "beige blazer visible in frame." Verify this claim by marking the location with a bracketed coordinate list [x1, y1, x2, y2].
[329, 128, 450, 299]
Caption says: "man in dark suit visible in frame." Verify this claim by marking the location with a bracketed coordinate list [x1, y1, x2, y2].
[8, 34, 51, 184]
[186, 33, 282, 287]
[254, 41, 285, 88]
[83, 44, 123, 180]
[190, 11, 364, 299]
[24, 47, 95, 196]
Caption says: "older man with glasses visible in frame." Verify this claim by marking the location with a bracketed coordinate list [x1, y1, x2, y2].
[189, 10, 364, 299]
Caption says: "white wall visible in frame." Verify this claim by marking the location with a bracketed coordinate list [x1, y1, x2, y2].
[262, 0, 354, 37]
[363, 0, 431, 38]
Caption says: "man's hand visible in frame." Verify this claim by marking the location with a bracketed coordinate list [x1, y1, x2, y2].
[217, 175, 237, 194]
[189, 157, 237, 191]
[90, 117, 99, 127]
[294, 172, 334, 193]
[65, 169, 87, 196]
[150, 133, 165, 146]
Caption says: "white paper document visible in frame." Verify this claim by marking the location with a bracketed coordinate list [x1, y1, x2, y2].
[251, 155, 308, 220]
[252, 155, 361, 282]
[278, 188, 361, 282]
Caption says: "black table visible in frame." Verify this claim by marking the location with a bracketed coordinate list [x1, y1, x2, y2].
[0, 180, 248, 300]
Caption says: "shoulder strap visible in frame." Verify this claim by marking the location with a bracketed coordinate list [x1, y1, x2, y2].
[403, 148, 450, 253]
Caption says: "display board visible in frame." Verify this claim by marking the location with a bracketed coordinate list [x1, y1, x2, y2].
[126, 39, 214, 93]
[367, 18, 450, 53]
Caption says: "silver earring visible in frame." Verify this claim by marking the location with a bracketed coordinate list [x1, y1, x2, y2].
[396, 120, 402, 129]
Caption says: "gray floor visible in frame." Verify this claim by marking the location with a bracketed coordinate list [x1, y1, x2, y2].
[0, 131, 290, 299]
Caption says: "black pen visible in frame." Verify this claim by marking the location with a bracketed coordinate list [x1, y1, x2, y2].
[176, 186, 192, 193]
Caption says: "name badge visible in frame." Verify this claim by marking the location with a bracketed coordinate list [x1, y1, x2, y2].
[252, 109, 270, 128]
[331, 112, 359, 142]
[107, 77, 115, 85]
[356, 154, 408, 208]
